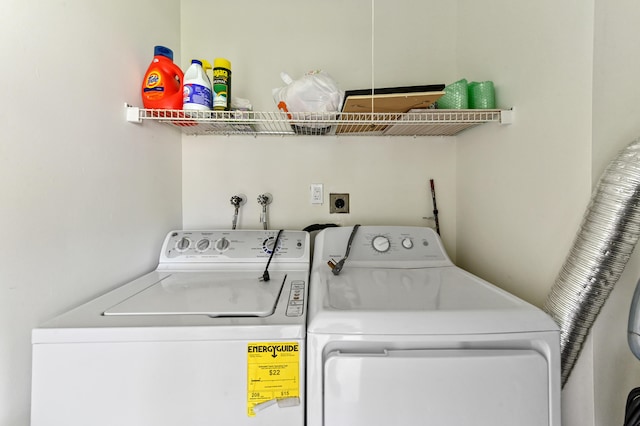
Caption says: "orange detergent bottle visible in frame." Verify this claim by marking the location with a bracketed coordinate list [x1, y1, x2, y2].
[141, 46, 184, 109]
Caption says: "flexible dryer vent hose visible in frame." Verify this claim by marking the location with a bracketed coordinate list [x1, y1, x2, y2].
[544, 137, 640, 387]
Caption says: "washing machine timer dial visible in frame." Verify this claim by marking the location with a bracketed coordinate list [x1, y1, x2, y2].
[262, 236, 282, 254]
[372, 235, 391, 253]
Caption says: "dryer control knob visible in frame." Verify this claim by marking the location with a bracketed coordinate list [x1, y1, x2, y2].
[372, 235, 391, 253]
[402, 238, 413, 249]
[215, 237, 230, 252]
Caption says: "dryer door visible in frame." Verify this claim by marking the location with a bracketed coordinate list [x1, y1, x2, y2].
[323, 349, 549, 426]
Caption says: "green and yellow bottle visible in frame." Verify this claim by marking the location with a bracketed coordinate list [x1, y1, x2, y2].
[213, 58, 231, 111]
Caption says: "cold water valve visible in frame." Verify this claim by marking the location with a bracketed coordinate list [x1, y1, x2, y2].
[257, 193, 272, 230]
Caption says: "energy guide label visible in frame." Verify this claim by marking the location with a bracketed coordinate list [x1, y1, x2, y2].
[247, 342, 300, 416]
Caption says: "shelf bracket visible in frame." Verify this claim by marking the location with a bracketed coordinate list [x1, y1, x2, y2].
[499, 108, 514, 125]
[125, 103, 142, 123]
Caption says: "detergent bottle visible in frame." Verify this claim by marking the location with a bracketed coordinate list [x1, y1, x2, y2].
[183, 59, 213, 110]
[141, 46, 184, 110]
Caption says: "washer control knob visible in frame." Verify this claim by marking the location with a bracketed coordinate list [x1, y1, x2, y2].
[176, 237, 191, 252]
[372, 235, 391, 253]
[401, 238, 413, 249]
[215, 237, 230, 252]
[196, 238, 211, 252]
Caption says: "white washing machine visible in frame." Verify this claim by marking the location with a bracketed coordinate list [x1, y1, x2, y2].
[306, 225, 561, 426]
[31, 229, 310, 426]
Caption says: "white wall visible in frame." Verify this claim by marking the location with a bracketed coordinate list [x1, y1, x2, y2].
[455, 0, 594, 307]
[0, 2, 182, 425]
[180, 0, 461, 255]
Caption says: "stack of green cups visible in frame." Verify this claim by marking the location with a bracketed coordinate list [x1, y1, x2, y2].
[438, 79, 497, 109]
[468, 81, 496, 109]
[437, 79, 468, 109]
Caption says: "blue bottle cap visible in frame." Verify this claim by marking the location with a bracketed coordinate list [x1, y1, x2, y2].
[154, 45, 174, 61]
[191, 59, 202, 66]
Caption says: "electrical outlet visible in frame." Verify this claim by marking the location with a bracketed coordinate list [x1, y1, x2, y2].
[310, 183, 323, 204]
[330, 193, 350, 214]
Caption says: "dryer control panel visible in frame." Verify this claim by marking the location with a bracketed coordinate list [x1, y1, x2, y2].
[314, 226, 452, 269]
[159, 230, 309, 263]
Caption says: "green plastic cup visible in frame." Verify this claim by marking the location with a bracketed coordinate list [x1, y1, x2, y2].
[468, 81, 496, 109]
[437, 79, 469, 109]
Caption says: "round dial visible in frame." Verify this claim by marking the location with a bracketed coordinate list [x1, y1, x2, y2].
[402, 238, 413, 249]
[215, 237, 230, 252]
[196, 238, 211, 252]
[372, 235, 391, 253]
[263, 237, 281, 254]
[175, 237, 191, 252]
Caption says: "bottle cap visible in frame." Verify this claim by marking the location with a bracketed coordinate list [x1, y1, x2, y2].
[154, 45, 174, 61]
[214, 58, 231, 70]
[191, 59, 203, 66]
[201, 59, 213, 71]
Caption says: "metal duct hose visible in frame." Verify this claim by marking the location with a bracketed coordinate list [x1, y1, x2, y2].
[544, 137, 640, 387]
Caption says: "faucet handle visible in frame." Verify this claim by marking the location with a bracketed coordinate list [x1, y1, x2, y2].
[257, 193, 272, 206]
[230, 194, 246, 208]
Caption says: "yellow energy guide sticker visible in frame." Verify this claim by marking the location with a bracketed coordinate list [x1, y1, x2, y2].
[247, 342, 300, 416]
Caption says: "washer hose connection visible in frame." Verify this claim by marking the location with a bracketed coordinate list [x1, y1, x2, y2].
[257, 193, 272, 230]
[230, 194, 246, 230]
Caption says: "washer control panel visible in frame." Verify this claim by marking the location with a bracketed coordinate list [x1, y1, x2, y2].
[286, 280, 306, 317]
[160, 230, 309, 262]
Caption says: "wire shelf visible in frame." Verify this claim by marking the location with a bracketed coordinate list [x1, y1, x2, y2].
[126, 106, 511, 137]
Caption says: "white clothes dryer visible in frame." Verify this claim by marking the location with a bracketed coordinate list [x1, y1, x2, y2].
[306, 225, 561, 426]
[32, 229, 310, 426]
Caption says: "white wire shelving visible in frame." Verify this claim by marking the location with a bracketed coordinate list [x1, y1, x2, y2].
[125, 104, 513, 137]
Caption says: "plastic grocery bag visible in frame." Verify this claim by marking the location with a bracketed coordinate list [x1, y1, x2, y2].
[273, 70, 344, 114]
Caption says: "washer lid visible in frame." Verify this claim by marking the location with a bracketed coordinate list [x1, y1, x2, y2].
[104, 272, 285, 317]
